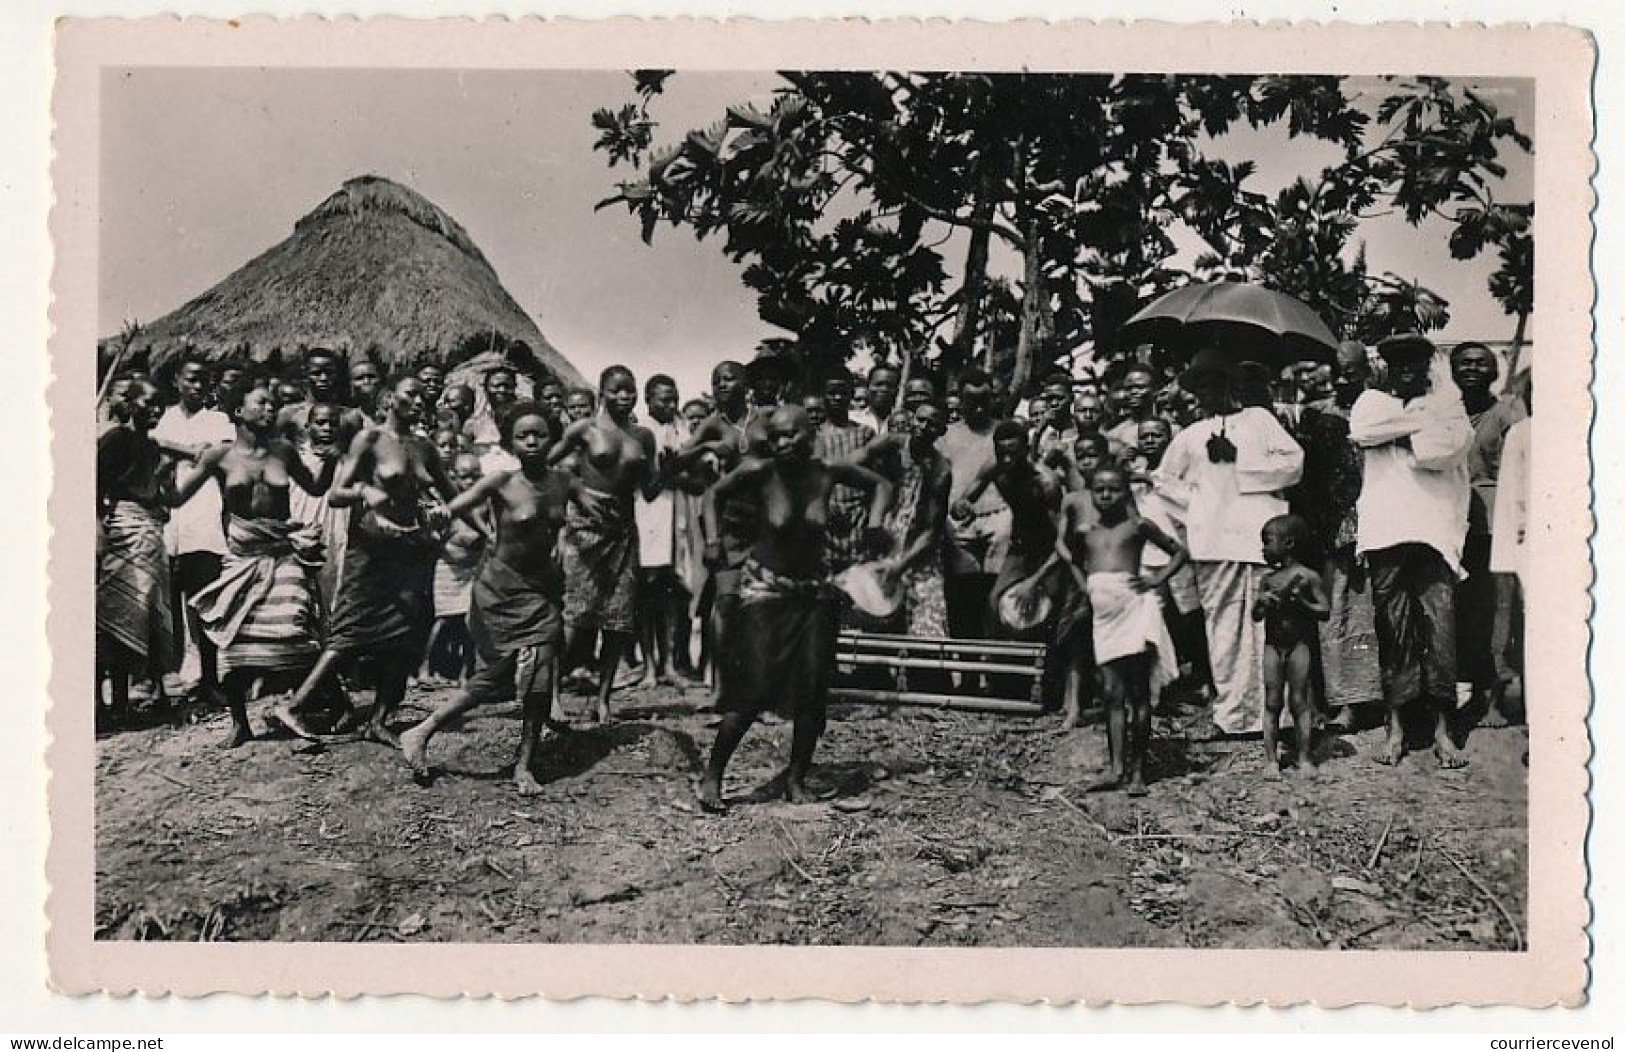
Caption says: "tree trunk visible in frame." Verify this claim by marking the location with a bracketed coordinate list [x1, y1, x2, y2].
[1505, 309, 1530, 379]
[1011, 214, 1047, 407]
[948, 167, 996, 373]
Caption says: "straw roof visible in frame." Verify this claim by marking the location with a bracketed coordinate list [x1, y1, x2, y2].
[100, 175, 583, 385]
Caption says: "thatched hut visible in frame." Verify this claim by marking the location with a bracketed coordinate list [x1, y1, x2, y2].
[98, 175, 583, 387]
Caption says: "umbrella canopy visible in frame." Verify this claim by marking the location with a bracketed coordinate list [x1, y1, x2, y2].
[1119, 281, 1339, 370]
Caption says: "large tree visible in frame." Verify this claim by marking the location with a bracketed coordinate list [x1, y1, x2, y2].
[593, 72, 1532, 396]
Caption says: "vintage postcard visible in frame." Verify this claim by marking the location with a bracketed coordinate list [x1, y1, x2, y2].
[48, 18, 1594, 1004]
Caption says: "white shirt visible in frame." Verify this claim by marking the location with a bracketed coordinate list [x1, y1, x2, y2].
[636, 417, 690, 568]
[1490, 416, 1530, 582]
[478, 446, 520, 476]
[1152, 408, 1303, 565]
[152, 403, 234, 556]
[1349, 386, 1473, 577]
[940, 420, 1011, 574]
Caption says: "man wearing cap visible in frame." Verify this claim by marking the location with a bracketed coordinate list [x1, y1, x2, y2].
[1350, 334, 1474, 768]
[1153, 345, 1305, 736]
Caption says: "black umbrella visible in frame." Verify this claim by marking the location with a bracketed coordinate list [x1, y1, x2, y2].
[1119, 281, 1340, 371]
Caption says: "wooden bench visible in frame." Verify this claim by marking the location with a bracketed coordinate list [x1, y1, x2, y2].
[828, 631, 1047, 716]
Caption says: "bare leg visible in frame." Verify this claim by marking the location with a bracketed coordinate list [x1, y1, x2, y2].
[1057, 655, 1084, 732]
[1432, 698, 1468, 768]
[1374, 704, 1406, 766]
[1125, 659, 1151, 796]
[399, 683, 481, 778]
[594, 631, 629, 724]
[104, 665, 130, 730]
[637, 600, 662, 688]
[187, 604, 224, 705]
[1287, 644, 1318, 770]
[1087, 662, 1127, 792]
[419, 620, 447, 683]
[222, 673, 253, 749]
[784, 706, 828, 803]
[1261, 646, 1286, 772]
[276, 648, 345, 738]
[366, 656, 412, 747]
[699, 710, 755, 812]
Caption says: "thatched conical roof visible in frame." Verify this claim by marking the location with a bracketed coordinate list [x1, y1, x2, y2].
[100, 175, 583, 385]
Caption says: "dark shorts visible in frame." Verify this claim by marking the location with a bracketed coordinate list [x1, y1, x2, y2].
[638, 566, 685, 602]
[173, 551, 223, 594]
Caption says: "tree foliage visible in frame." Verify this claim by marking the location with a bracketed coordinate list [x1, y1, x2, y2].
[591, 70, 1532, 397]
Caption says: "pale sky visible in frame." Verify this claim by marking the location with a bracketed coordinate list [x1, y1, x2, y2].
[100, 69, 1534, 399]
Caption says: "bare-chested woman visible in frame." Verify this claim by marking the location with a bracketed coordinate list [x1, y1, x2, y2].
[401, 401, 574, 794]
[278, 373, 456, 744]
[97, 378, 181, 727]
[677, 362, 757, 706]
[697, 406, 893, 811]
[548, 365, 671, 724]
[171, 381, 339, 747]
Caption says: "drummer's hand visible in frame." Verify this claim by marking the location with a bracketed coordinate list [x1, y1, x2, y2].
[361, 485, 391, 510]
[703, 539, 724, 571]
[424, 503, 451, 531]
[950, 499, 974, 523]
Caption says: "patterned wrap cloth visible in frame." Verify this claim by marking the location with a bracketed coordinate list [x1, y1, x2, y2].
[883, 444, 948, 638]
[97, 500, 175, 672]
[815, 419, 876, 572]
[561, 485, 639, 633]
[190, 516, 325, 676]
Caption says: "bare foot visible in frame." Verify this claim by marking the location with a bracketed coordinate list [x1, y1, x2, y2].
[223, 721, 253, 750]
[513, 769, 546, 796]
[1373, 729, 1405, 766]
[1433, 740, 1468, 769]
[399, 724, 432, 778]
[593, 700, 613, 726]
[696, 778, 726, 814]
[366, 720, 401, 748]
[1124, 779, 1149, 798]
[271, 700, 322, 741]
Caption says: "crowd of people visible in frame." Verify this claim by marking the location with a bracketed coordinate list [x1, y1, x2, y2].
[95, 331, 1531, 805]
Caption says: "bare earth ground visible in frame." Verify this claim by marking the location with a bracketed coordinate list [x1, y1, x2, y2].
[95, 682, 1527, 949]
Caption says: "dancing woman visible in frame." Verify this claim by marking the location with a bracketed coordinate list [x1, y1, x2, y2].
[171, 381, 339, 747]
[400, 402, 574, 794]
[547, 365, 672, 724]
[278, 373, 456, 744]
[697, 406, 893, 811]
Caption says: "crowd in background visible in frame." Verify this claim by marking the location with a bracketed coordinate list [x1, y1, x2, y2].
[94, 332, 1531, 797]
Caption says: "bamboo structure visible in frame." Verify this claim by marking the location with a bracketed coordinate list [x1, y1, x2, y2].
[831, 630, 1047, 716]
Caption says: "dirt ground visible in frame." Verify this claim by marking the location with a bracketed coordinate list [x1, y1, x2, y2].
[95, 679, 1528, 950]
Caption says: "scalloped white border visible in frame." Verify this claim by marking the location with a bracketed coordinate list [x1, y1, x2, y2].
[42, 15, 1596, 1006]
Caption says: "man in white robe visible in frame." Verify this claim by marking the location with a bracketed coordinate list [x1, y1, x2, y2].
[1153, 347, 1304, 735]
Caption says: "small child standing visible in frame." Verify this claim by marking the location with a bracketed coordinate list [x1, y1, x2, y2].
[1074, 465, 1187, 796]
[1254, 513, 1331, 773]
[423, 453, 489, 686]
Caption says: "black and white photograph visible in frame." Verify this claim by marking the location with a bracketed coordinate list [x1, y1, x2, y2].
[86, 62, 1543, 954]
[40, 13, 1600, 1010]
